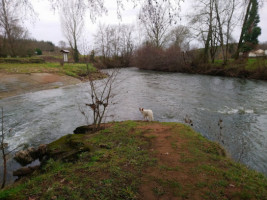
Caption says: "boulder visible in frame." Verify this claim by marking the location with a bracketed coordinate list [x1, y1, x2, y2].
[73, 125, 95, 134]
[14, 144, 47, 166]
[13, 165, 40, 177]
[14, 149, 35, 166]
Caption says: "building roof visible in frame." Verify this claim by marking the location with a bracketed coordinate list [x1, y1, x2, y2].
[60, 49, 70, 53]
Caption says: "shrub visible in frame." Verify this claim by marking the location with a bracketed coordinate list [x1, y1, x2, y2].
[0, 58, 45, 64]
[134, 44, 192, 72]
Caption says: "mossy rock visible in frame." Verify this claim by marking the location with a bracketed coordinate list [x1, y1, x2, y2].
[73, 125, 96, 134]
[47, 134, 92, 162]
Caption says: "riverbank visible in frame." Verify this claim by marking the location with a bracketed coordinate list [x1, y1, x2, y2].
[0, 63, 106, 99]
[136, 58, 267, 81]
[1, 121, 267, 199]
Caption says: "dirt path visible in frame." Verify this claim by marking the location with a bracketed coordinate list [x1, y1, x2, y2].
[0, 73, 81, 99]
[136, 123, 237, 200]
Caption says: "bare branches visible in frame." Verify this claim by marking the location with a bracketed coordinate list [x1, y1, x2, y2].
[0, 0, 34, 56]
[139, 1, 174, 48]
[60, 0, 85, 63]
[189, 0, 242, 63]
[80, 68, 120, 131]
[94, 23, 135, 67]
[49, 0, 183, 22]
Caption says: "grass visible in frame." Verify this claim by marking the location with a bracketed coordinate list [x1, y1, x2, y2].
[213, 58, 267, 71]
[1, 121, 267, 199]
[202, 58, 267, 80]
[0, 62, 97, 78]
[0, 121, 154, 200]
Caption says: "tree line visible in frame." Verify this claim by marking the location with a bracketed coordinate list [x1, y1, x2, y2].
[0, 0, 264, 69]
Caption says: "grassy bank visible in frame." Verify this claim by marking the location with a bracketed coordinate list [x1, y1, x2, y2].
[199, 58, 267, 80]
[1, 121, 267, 199]
[0, 62, 104, 79]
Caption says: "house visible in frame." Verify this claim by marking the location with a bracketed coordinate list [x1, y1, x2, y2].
[248, 49, 266, 57]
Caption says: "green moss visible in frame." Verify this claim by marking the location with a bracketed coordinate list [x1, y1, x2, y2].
[47, 134, 92, 162]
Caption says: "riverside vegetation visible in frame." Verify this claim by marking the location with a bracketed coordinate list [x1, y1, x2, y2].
[0, 121, 267, 199]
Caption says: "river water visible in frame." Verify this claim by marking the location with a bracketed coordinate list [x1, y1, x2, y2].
[1, 67, 267, 183]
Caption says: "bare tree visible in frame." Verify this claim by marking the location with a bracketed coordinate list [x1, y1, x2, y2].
[214, 0, 240, 64]
[60, 0, 85, 63]
[167, 25, 192, 51]
[94, 23, 135, 67]
[0, 0, 34, 56]
[190, 0, 241, 63]
[119, 24, 135, 67]
[80, 68, 120, 131]
[139, 1, 173, 48]
[189, 0, 216, 63]
[58, 40, 67, 49]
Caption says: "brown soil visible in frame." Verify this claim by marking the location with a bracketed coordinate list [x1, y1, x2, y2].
[136, 123, 239, 200]
[0, 73, 81, 99]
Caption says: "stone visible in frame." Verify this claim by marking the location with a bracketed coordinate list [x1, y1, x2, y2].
[14, 149, 35, 166]
[73, 125, 95, 134]
[13, 165, 40, 177]
[14, 145, 47, 166]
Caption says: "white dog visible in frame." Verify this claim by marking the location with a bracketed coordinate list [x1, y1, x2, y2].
[139, 108, 154, 121]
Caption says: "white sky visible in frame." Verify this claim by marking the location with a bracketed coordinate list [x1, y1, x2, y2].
[27, 0, 267, 47]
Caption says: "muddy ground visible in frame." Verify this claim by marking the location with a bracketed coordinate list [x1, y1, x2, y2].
[0, 73, 81, 99]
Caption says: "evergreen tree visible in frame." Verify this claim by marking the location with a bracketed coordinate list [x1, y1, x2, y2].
[239, 0, 261, 56]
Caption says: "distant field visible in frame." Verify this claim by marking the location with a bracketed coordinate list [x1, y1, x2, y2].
[0, 63, 97, 78]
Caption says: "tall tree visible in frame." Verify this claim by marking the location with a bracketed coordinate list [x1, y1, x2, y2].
[214, 0, 239, 64]
[60, 0, 85, 63]
[139, 1, 173, 48]
[235, 0, 261, 59]
[240, 0, 261, 56]
[190, 0, 216, 63]
[167, 25, 191, 51]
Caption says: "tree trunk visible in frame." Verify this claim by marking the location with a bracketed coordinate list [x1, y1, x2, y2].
[215, 0, 226, 65]
[203, 0, 214, 63]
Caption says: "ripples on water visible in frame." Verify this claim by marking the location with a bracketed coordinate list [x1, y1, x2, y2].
[0, 67, 267, 183]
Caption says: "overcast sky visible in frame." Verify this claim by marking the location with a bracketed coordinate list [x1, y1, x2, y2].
[27, 0, 267, 47]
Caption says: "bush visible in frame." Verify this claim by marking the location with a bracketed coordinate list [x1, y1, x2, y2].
[134, 44, 192, 72]
[35, 48, 42, 55]
[0, 58, 45, 64]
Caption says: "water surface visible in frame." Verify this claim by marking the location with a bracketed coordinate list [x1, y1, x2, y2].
[1, 68, 267, 183]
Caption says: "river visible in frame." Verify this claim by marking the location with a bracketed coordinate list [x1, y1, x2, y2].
[1, 67, 267, 183]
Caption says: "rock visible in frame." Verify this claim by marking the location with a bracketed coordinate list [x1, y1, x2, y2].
[14, 145, 47, 166]
[73, 125, 95, 134]
[13, 165, 40, 177]
[14, 149, 35, 166]
[38, 144, 47, 156]
[47, 134, 92, 162]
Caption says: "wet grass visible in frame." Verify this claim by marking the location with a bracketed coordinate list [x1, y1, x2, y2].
[0, 62, 97, 78]
[1, 121, 267, 199]
[0, 121, 154, 200]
